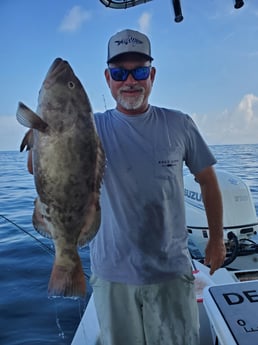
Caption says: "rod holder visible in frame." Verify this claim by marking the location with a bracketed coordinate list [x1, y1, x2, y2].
[172, 0, 183, 23]
[234, 0, 244, 9]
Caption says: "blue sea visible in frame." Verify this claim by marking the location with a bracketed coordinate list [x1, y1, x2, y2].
[1, 144, 258, 344]
[0, 151, 92, 344]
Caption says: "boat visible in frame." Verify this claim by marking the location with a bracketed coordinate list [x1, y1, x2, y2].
[71, 170, 258, 345]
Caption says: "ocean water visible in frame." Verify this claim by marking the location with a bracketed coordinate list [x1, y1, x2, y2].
[0, 144, 258, 345]
[0, 151, 92, 345]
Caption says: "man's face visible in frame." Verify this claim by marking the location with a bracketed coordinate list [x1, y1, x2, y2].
[105, 54, 156, 115]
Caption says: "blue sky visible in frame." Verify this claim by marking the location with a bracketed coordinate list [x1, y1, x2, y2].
[0, 0, 258, 150]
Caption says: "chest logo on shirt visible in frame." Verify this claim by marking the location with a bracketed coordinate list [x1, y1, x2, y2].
[158, 159, 179, 168]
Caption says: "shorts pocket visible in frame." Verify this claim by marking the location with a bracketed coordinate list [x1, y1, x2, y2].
[180, 272, 195, 285]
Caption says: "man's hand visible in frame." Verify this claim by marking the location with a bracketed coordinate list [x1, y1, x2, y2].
[204, 239, 226, 275]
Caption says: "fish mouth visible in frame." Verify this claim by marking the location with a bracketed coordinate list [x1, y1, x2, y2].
[43, 57, 71, 88]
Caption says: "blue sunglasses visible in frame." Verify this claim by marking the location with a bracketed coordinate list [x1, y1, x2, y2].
[109, 66, 151, 82]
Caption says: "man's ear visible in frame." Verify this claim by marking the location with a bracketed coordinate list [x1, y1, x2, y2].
[150, 66, 156, 84]
[104, 68, 111, 88]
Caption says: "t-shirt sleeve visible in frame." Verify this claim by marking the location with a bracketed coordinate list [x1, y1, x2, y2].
[184, 115, 217, 175]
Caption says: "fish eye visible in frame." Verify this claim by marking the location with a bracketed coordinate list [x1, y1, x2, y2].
[68, 81, 75, 89]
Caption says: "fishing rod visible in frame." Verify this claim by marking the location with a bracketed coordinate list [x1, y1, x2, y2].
[0, 214, 55, 256]
[0, 214, 91, 279]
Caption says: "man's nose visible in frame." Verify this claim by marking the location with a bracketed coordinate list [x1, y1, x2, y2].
[125, 72, 137, 84]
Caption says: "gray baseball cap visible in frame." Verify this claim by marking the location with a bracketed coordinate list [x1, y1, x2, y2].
[107, 29, 153, 63]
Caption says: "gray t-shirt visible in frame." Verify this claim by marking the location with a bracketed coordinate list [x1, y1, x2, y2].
[90, 105, 216, 284]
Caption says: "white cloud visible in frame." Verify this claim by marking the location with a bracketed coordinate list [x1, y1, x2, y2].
[193, 93, 258, 145]
[138, 12, 152, 34]
[59, 6, 91, 32]
[245, 51, 258, 58]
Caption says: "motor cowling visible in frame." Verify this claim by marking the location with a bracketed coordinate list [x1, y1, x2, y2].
[184, 169, 258, 256]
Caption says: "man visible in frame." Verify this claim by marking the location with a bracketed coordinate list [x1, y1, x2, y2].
[27, 29, 225, 344]
[89, 29, 226, 345]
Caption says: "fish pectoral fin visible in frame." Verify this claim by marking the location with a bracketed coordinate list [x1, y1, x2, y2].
[20, 129, 34, 152]
[16, 102, 48, 132]
[32, 198, 53, 239]
[78, 198, 101, 247]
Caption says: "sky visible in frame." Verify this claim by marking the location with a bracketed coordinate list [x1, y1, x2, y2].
[0, 0, 258, 150]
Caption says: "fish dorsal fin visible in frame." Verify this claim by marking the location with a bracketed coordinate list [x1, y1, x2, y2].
[16, 102, 48, 132]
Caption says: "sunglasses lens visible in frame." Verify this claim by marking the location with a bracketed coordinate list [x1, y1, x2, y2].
[109, 66, 151, 81]
[132, 67, 151, 80]
[109, 68, 128, 81]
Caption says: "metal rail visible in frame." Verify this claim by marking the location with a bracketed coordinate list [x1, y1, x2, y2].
[99, 0, 245, 23]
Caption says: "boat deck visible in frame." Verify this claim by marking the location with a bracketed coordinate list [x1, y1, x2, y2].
[72, 258, 258, 345]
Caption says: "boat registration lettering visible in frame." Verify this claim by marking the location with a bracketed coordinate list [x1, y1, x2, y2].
[223, 290, 258, 305]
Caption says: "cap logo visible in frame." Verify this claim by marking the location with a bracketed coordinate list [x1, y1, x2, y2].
[114, 36, 143, 47]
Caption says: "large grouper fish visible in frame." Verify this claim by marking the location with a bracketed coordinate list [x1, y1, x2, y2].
[16, 57, 105, 298]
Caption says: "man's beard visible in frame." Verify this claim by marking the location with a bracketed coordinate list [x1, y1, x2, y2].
[117, 86, 145, 111]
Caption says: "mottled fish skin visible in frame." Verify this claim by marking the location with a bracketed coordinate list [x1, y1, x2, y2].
[16, 58, 105, 298]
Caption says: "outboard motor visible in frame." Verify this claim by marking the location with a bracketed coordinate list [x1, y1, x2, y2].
[185, 170, 258, 258]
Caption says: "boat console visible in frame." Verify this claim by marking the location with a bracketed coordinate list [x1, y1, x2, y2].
[204, 280, 258, 345]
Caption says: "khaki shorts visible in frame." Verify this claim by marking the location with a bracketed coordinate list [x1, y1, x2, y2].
[90, 274, 200, 345]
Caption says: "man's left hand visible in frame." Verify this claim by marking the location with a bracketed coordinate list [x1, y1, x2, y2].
[204, 239, 226, 275]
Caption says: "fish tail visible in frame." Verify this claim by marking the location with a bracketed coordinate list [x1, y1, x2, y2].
[48, 255, 86, 298]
